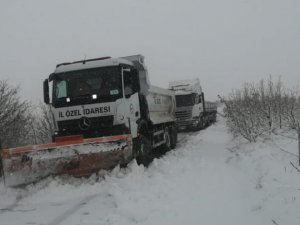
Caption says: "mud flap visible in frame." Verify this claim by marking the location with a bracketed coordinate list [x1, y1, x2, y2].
[0, 135, 132, 187]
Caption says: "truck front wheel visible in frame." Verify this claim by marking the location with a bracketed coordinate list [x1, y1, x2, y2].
[136, 133, 152, 166]
[170, 125, 177, 149]
[162, 127, 171, 152]
[195, 117, 204, 131]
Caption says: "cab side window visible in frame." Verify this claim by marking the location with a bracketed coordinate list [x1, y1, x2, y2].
[124, 69, 139, 97]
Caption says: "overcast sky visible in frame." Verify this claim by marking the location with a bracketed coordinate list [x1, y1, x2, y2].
[1, 0, 299, 102]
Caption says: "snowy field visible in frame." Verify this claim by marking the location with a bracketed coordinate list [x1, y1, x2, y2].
[1, 116, 300, 225]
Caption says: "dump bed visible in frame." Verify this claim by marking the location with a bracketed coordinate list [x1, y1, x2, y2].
[205, 101, 217, 113]
[146, 85, 176, 125]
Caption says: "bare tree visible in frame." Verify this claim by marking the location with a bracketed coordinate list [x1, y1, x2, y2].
[224, 83, 270, 142]
[0, 80, 31, 148]
[281, 90, 300, 165]
[223, 76, 288, 142]
[34, 103, 55, 143]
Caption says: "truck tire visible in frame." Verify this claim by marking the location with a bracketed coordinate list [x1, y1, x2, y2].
[204, 117, 209, 127]
[170, 125, 177, 149]
[162, 127, 171, 152]
[195, 117, 204, 131]
[213, 113, 217, 123]
[136, 133, 152, 166]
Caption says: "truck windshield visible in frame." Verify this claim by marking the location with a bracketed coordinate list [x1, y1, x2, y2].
[52, 67, 122, 105]
[175, 94, 195, 107]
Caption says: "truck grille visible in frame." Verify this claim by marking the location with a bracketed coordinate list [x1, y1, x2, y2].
[56, 115, 129, 138]
[175, 106, 193, 123]
[58, 116, 113, 133]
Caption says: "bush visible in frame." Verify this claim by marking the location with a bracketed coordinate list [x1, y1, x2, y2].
[223, 77, 300, 142]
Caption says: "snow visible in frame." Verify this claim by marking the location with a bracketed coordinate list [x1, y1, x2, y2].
[1, 116, 300, 225]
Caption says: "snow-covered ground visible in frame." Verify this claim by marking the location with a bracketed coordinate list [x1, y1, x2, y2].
[1, 116, 300, 225]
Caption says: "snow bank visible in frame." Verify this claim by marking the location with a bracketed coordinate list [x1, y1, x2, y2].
[227, 134, 300, 224]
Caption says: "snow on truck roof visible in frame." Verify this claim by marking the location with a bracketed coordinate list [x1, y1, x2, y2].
[54, 57, 134, 73]
[168, 78, 202, 94]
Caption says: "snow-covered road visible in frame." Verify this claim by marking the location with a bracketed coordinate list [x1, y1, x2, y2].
[1, 117, 300, 225]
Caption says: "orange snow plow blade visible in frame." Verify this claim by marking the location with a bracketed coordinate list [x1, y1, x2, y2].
[0, 134, 132, 187]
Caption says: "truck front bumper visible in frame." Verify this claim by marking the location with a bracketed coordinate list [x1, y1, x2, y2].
[176, 119, 199, 130]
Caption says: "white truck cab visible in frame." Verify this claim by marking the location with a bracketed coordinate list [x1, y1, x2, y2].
[43, 55, 177, 163]
[169, 78, 217, 130]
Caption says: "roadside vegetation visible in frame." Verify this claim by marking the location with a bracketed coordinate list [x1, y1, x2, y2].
[0, 80, 53, 148]
[222, 76, 300, 143]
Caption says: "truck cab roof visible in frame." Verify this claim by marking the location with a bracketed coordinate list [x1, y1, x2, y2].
[168, 78, 202, 95]
[54, 57, 134, 74]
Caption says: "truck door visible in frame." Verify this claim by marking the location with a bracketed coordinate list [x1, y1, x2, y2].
[123, 68, 141, 138]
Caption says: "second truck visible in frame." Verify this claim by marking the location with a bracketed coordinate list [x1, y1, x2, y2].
[0, 55, 177, 186]
[169, 78, 217, 131]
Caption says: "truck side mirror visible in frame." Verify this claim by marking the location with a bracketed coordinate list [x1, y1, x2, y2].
[43, 79, 50, 104]
[124, 86, 133, 98]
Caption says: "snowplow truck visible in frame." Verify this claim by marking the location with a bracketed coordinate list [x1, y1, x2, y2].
[168, 78, 217, 131]
[0, 55, 177, 186]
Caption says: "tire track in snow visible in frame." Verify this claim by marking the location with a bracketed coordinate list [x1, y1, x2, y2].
[47, 194, 98, 225]
[0, 179, 53, 213]
[0, 196, 21, 212]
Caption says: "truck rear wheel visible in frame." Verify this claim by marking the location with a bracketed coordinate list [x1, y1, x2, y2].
[213, 113, 217, 123]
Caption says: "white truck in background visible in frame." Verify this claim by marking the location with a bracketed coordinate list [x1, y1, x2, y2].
[169, 78, 217, 131]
